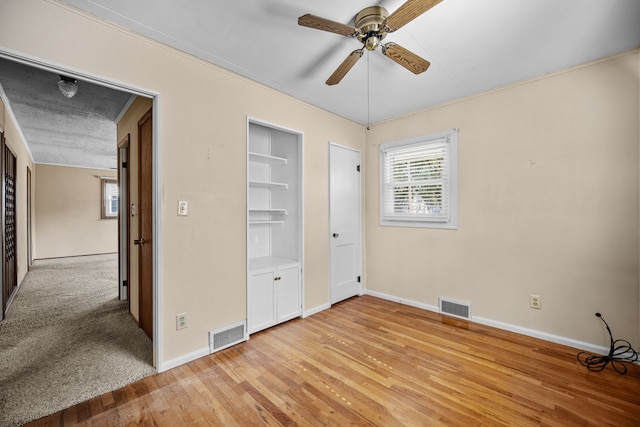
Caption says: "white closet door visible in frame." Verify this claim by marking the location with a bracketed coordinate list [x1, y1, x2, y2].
[329, 143, 362, 304]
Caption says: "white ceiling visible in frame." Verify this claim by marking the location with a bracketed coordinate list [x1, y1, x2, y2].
[0, 1, 639, 170]
[61, 0, 640, 125]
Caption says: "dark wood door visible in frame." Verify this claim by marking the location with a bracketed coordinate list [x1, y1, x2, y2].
[2, 139, 18, 318]
[138, 108, 153, 340]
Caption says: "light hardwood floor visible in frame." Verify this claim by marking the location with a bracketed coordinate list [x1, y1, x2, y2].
[27, 295, 640, 426]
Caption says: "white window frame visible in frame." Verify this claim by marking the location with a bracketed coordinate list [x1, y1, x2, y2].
[101, 178, 118, 219]
[379, 129, 458, 229]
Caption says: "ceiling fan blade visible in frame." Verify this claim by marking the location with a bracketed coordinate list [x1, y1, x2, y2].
[384, 0, 443, 32]
[298, 14, 357, 37]
[326, 49, 364, 86]
[382, 43, 430, 74]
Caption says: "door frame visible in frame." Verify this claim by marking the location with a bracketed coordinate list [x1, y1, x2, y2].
[26, 166, 32, 270]
[0, 49, 164, 371]
[117, 134, 130, 302]
[328, 142, 363, 305]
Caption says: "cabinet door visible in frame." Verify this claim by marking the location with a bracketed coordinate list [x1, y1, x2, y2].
[248, 270, 275, 333]
[276, 265, 301, 323]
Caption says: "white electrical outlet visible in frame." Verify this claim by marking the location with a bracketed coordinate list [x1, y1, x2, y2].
[176, 313, 187, 330]
[530, 295, 541, 309]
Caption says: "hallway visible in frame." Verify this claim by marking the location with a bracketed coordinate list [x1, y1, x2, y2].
[0, 254, 154, 426]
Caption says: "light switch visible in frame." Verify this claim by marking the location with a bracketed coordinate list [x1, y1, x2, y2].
[178, 200, 188, 216]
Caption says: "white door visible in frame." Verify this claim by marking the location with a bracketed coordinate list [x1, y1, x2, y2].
[329, 143, 362, 304]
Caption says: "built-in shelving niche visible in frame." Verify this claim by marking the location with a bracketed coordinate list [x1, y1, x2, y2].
[246, 118, 303, 334]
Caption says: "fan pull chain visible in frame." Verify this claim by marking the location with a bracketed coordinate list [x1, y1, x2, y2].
[367, 50, 370, 131]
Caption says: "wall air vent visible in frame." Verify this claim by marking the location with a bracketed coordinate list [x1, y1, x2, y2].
[209, 321, 246, 353]
[439, 297, 471, 320]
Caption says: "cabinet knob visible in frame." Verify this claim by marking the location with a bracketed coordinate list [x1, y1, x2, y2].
[332, 233, 339, 238]
[274, 276, 281, 281]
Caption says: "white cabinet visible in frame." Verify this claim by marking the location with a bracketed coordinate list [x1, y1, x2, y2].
[247, 119, 302, 335]
[247, 259, 300, 334]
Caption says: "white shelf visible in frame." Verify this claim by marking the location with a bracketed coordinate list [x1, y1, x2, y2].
[249, 180, 288, 190]
[249, 256, 299, 272]
[249, 209, 287, 215]
[249, 220, 284, 225]
[249, 152, 287, 166]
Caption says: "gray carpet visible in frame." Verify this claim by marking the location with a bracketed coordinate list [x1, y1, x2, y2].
[0, 254, 155, 427]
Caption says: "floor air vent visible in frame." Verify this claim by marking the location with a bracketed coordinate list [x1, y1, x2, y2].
[439, 298, 472, 320]
[209, 321, 246, 353]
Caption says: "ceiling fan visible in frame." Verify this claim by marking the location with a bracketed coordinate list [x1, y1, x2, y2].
[298, 0, 442, 85]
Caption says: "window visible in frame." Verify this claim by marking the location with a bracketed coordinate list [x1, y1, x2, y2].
[380, 129, 457, 228]
[101, 178, 118, 219]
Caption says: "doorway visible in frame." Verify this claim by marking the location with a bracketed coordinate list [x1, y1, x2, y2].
[329, 143, 362, 304]
[0, 49, 160, 367]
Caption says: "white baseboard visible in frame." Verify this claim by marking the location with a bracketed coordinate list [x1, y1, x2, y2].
[158, 346, 210, 372]
[160, 304, 330, 371]
[473, 316, 609, 355]
[365, 290, 609, 355]
[303, 303, 330, 318]
[366, 290, 439, 312]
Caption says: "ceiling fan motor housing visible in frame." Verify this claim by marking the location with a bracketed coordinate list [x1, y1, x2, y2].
[355, 6, 388, 50]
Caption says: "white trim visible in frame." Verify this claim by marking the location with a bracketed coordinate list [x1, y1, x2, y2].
[303, 303, 330, 318]
[366, 290, 439, 312]
[365, 290, 610, 355]
[160, 346, 210, 372]
[152, 97, 163, 371]
[473, 316, 609, 355]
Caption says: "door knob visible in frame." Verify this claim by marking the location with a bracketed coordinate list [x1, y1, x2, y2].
[134, 238, 146, 246]
[332, 233, 339, 238]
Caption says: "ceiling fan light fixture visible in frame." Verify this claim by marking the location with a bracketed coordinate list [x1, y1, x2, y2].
[57, 75, 78, 98]
[365, 34, 381, 51]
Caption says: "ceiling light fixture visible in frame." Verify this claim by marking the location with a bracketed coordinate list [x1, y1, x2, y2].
[57, 75, 78, 98]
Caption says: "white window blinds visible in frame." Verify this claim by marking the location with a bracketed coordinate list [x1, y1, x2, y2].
[380, 130, 457, 228]
[101, 178, 118, 219]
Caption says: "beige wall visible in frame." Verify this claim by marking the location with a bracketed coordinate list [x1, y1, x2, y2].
[365, 51, 640, 347]
[34, 164, 117, 259]
[117, 96, 153, 322]
[0, 0, 363, 366]
[2, 0, 636, 368]
[0, 95, 35, 289]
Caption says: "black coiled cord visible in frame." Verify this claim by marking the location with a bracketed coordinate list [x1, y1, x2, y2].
[577, 313, 638, 375]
